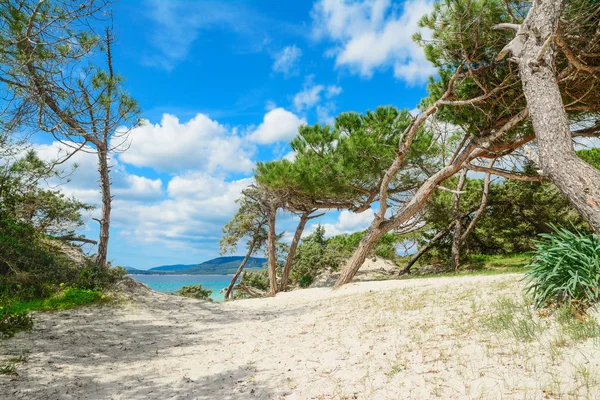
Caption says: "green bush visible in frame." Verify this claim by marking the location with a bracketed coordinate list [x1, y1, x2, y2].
[75, 263, 126, 290]
[0, 306, 33, 339]
[241, 270, 270, 292]
[524, 227, 600, 311]
[298, 275, 313, 288]
[174, 284, 213, 301]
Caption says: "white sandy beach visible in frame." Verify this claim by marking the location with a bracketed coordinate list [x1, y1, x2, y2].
[2, 273, 600, 399]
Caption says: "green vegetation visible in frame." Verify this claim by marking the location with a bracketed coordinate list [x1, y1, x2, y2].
[481, 296, 544, 342]
[7, 288, 106, 314]
[174, 285, 213, 301]
[524, 227, 600, 312]
[0, 307, 32, 339]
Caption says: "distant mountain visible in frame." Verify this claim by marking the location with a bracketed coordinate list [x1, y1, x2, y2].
[150, 264, 194, 272]
[179, 256, 266, 275]
[127, 256, 267, 275]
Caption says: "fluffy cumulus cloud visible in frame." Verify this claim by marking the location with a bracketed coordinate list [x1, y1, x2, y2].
[33, 141, 163, 205]
[113, 177, 253, 249]
[248, 107, 306, 144]
[311, 0, 436, 84]
[305, 208, 375, 238]
[273, 45, 303, 76]
[119, 113, 254, 174]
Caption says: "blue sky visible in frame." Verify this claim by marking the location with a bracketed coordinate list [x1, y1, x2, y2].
[34, 0, 436, 269]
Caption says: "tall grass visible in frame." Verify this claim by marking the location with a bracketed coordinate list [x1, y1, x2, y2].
[524, 227, 600, 311]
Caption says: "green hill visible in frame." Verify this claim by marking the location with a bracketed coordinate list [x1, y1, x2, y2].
[179, 256, 266, 274]
[150, 264, 194, 272]
[126, 256, 266, 275]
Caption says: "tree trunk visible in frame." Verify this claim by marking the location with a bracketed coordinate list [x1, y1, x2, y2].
[280, 212, 309, 291]
[332, 99, 528, 289]
[225, 238, 257, 300]
[451, 170, 467, 270]
[515, 0, 600, 234]
[400, 226, 452, 275]
[95, 148, 111, 268]
[266, 204, 278, 296]
[333, 224, 385, 289]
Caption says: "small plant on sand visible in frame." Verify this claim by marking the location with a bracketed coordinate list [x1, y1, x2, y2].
[555, 305, 600, 343]
[175, 284, 213, 301]
[481, 296, 543, 341]
[0, 363, 18, 376]
[524, 227, 600, 312]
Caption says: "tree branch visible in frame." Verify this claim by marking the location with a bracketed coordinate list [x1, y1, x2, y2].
[466, 163, 544, 181]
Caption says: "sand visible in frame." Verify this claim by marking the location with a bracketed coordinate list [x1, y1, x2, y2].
[2, 273, 600, 399]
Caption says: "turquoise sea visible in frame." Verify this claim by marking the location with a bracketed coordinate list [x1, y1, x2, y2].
[128, 274, 234, 302]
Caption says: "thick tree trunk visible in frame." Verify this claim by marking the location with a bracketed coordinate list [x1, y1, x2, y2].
[280, 212, 309, 291]
[96, 148, 111, 268]
[333, 224, 385, 289]
[266, 204, 278, 296]
[451, 170, 467, 270]
[225, 238, 257, 300]
[514, 0, 600, 234]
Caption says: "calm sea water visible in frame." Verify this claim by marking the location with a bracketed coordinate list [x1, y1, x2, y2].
[128, 274, 233, 302]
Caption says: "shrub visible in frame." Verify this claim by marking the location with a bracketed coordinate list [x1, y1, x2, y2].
[524, 227, 600, 312]
[298, 275, 313, 288]
[241, 270, 270, 292]
[0, 306, 33, 339]
[75, 263, 126, 290]
[174, 284, 213, 301]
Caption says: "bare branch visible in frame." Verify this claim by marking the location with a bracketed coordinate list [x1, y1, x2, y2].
[465, 162, 544, 181]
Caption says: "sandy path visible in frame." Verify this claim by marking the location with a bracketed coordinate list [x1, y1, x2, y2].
[2, 274, 600, 399]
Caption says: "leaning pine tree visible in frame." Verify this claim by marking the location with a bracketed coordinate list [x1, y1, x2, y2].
[334, 0, 600, 288]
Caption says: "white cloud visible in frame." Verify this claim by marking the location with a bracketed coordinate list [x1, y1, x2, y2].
[317, 103, 337, 125]
[306, 208, 375, 238]
[119, 113, 254, 174]
[311, 0, 436, 84]
[294, 80, 342, 112]
[33, 141, 163, 204]
[283, 151, 297, 161]
[113, 177, 253, 249]
[326, 85, 343, 98]
[273, 45, 303, 76]
[294, 84, 325, 111]
[248, 107, 306, 144]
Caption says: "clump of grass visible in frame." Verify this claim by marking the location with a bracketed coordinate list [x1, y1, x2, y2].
[481, 296, 544, 341]
[524, 226, 600, 312]
[0, 363, 17, 375]
[555, 306, 600, 343]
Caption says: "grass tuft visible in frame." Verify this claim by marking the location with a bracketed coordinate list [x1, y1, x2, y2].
[481, 296, 544, 341]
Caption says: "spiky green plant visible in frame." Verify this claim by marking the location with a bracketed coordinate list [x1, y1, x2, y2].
[524, 226, 600, 311]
